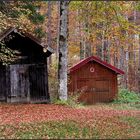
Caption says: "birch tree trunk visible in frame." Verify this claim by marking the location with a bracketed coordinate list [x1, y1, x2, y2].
[58, 1, 69, 101]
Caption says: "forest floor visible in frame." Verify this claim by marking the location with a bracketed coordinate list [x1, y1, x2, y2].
[0, 103, 140, 139]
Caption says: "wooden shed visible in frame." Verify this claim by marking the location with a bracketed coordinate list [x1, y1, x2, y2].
[0, 27, 53, 103]
[68, 56, 124, 104]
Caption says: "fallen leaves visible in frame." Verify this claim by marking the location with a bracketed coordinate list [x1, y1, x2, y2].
[0, 103, 140, 139]
[0, 103, 140, 125]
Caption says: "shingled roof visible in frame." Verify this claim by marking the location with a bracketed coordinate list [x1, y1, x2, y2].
[69, 56, 125, 75]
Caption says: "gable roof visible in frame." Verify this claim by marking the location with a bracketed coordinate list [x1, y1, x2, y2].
[69, 56, 125, 75]
[0, 27, 54, 54]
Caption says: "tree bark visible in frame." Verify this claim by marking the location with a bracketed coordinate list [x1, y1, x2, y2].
[78, 9, 84, 60]
[56, 1, 60, 60]
[47, 1, 52, 66]
[138, 35, 140, 93]
[58, 1, 69, 101]
[84, 15, 92, 58]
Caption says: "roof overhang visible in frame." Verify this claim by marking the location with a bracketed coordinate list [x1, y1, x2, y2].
[0, 27, 54, 55]
[69, 56, 125, 75]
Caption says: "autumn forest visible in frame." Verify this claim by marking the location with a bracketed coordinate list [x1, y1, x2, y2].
[0, 1, 140, 139]
[1, 1, 140, 94]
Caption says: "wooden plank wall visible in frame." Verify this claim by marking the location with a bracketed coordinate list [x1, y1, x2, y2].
[68, 61, 118, 104]
[0, 66, 6, 101]
[0, 64, 49, 103]
[29, 64, 49, 103]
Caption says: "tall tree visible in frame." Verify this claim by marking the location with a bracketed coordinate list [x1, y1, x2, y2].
[58, 1, 69, 101]
[46, 1, 52, 66]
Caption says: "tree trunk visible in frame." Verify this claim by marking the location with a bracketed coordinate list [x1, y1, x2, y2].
[47, 1, 52, 66]
[80, 41, 84, 60]
[56, 1, 60, 60]
[128, 1, 138, 92]
[78, 9, 84, 60]
[83, 3, 92, 58]
[138, 35, 140, 93]
[102, 35, 109, 62]
[58, 1, 69, 101]
[84, 18, 92, 58]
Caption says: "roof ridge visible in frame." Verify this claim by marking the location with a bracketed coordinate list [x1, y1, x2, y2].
[69, 56, 124, 75]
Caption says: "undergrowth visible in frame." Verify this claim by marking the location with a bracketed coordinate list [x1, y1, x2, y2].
[53, 93, 84, 108]
[113, 89, 140, 104]
[112, 89, 140, 110]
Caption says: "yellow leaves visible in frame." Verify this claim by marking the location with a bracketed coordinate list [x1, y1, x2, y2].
[0, 12, 12, 32]
[69, 45, 80, 55]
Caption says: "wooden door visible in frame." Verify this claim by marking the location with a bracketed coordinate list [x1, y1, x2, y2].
[94, 79, 110, 102]
[77, 78, 96, 104]
[9, 65, 30, 103]
[0, 66, 6, 101]
[77, 78, 111, 104]
[29, 64, 49, 102]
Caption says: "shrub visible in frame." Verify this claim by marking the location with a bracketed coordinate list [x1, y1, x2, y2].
[53, 93, 84, 108]
[53, 99, 69, 106]
[114, 89, 140, 103]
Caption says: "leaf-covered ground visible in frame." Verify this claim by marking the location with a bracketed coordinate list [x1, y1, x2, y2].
[0, 103, 140, 139]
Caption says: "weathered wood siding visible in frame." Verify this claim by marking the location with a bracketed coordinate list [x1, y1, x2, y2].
[68, 61, 118, 104]
[0, 64, 49, 103]
[0, 66, 6, 101]
[29, 64, 49, 103]
[7, 65, 30, 103]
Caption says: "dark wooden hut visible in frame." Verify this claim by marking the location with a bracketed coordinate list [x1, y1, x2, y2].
[68, 56, 124, 104]
[0, 27, 53, 103]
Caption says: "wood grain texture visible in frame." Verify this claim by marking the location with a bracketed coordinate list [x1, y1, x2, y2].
[68, 61, 118, 104]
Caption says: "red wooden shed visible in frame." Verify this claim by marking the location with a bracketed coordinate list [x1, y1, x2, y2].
[68, 56, 124, 104]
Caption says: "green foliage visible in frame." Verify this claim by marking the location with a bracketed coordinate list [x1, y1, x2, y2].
[29, 13, 45, 24]
[34, 27, 45, 38]
[53, 94, 84, 108]
[54, 99, 69, 106]
[21, 2, 45, 25]
[22, 3, 37, 13]
[0, 42, 20, 65]
[0, 1, 45, 38]
[114, 89, 140, 103]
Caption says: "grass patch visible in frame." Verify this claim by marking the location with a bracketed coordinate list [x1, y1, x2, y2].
[53, 94, 85, 108]
[0, 117, 140, 139]
[0, 121, 99, 139]
[109, 103, 140, 110]
[111, 88, 140, 110]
